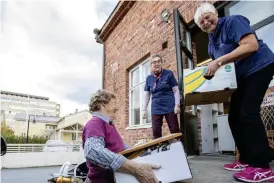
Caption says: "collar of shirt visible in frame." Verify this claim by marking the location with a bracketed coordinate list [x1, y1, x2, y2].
[209, 17, 225, 43]
[92, 112, 110, 124]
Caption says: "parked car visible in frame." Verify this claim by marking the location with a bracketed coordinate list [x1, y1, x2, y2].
[44, 140, 68, 152]
[1, 136, 7, 156]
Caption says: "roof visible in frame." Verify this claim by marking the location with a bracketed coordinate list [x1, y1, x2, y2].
[59, 109, 91, 120]
[1, 90, 49, 100]
[13, 113, 61, 123]
[98, 1, 135, 42]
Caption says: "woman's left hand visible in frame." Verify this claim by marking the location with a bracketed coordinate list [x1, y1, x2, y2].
[205, 60, 220, 77]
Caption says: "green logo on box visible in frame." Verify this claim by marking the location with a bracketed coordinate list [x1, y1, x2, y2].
[225, 65, 232, 72]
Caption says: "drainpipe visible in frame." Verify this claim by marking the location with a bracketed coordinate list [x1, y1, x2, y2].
[93, 28, 105, 89]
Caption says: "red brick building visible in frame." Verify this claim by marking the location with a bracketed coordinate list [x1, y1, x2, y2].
[94, 1, 274, 154]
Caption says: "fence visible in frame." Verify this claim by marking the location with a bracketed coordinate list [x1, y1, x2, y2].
[261, 91, 274, 148]
[6, 144, 82, 153]
[1, 144, 84, 169]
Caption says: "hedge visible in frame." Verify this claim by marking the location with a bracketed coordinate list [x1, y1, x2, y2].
[3, 135, 48, 144]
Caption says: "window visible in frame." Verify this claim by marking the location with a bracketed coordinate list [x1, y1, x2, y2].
[72, 133, 76, 140]
[226, 1, 274, 51]
[227, 1, 274, 27]
[129, 60, 152, 127]
[256, 22, 274, 51]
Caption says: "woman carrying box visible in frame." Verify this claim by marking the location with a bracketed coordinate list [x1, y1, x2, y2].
[194, 2, 274, 183]
[83, 89, 161, 183]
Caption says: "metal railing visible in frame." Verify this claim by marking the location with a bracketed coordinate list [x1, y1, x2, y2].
[6, 144, 82, 153]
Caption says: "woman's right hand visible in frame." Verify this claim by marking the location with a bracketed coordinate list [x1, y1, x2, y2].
[133, 162, 161, 183]
[119, 160, 161, 183]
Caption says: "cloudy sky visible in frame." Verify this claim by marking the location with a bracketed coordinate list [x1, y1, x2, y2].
[0, 0, 118, 116]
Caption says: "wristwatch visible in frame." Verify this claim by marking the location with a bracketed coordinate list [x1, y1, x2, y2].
[217, 58, 222, 67]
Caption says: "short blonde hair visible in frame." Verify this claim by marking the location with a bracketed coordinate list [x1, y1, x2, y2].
[194, 2, 217, 27]
[89, 89, 116, 112]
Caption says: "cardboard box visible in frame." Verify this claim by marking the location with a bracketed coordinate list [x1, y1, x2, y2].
[114, 142, 192, 183]
[184, 63, 237, 106]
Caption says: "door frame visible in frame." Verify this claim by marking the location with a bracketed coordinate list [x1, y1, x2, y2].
[173, 1, 230, 153]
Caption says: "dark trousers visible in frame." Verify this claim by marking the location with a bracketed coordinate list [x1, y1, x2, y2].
[152, 112, 180, 139]
[228, 63, 274, 168]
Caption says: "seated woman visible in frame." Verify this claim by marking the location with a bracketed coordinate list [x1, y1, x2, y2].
[82, 89, 161, 183]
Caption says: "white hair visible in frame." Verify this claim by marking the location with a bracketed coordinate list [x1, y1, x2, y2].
[194, 2, 217, 26]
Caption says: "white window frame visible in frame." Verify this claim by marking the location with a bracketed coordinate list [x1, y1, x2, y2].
[128, 59, 152, 129]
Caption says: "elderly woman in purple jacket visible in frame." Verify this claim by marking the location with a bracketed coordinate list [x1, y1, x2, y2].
[82, 89, 161, 183]
[194, 2, 274, 183]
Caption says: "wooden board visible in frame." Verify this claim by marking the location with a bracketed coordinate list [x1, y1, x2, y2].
[119, 133, 182, 156]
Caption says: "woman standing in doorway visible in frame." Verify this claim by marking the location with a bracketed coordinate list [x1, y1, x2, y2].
[143, 54, 181, 139]
[194, 2, 274, 182]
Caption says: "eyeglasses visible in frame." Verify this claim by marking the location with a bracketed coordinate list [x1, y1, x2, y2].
[151, 60, 162, 65]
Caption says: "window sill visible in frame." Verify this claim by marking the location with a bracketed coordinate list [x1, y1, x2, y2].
[126, 124, 152, 130]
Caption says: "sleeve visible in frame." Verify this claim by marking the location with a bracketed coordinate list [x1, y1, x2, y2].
[172, 86, 180, 105]
[144, 77, 150, 92]
[143, 91, 151, 111]
[84, 136, 126, 171]
[226, 15, 253, 43]
[169, 71, 178, 88]
[124, 143, 130, 149]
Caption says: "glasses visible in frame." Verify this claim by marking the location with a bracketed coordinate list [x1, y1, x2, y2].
[151, 60, 162, 65]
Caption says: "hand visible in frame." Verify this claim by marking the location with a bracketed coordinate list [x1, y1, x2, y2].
[133, 163, 161, 183]
[119, 160, 161, 183]
[174, 105, 180, 114]
[143, 111, 147, 119]
[205, 59, 220, 77]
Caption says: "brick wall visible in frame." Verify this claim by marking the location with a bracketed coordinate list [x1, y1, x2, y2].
[103, 1, 214, 146]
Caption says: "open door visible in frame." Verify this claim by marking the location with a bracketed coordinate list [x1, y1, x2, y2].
[173, 8, 195, 153]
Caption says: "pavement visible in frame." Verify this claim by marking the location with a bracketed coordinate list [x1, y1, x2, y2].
[1, 155, 274, 183]
[1, 166, 61, 183]
[185, 155, 274, 183]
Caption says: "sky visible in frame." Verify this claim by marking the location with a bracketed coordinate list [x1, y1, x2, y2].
[0, 0, 118, 116]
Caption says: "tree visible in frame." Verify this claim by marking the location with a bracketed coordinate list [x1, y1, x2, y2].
[1, 121, 15, 136]
[1, 121, 47, 144]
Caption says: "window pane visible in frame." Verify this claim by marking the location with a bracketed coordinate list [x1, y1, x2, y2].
[131, 86, 140, 107]
[131, 68, 140, 87]
[256, 21, 274, 52]
[131, 108, 140, 125]
[142, 61, 150, 81]
[228, 1, 274, 26]
[146, 101, 152, 124]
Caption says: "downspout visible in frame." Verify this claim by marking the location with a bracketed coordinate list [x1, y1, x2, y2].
[93, 28, 105, 89]
[101, 44, 105, 89]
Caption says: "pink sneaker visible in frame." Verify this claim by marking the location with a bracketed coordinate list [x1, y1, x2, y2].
[224, 161, 249, 171]
[233, 167, 274, 182]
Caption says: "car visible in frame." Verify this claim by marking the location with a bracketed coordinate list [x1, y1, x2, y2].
[1, 136, 7, 156]
[44, 140, 68, 152]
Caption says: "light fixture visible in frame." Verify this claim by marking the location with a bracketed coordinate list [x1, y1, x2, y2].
[161, 9, 170, 23]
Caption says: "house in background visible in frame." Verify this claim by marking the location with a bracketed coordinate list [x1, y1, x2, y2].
[94, 1, 274, 154]
[49, 110, 92, 143]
